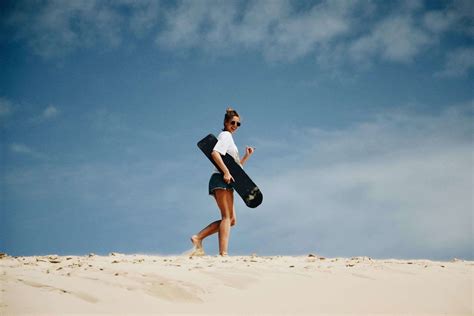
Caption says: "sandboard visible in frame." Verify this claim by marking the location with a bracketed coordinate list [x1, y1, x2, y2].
[197, 134, 263, 208]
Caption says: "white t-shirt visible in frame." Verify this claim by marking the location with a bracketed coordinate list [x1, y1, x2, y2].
[212, 131, 240, 173]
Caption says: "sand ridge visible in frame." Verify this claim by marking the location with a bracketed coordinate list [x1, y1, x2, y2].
[0, 253, 472, 314]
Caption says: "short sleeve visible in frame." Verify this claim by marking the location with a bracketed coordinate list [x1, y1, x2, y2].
[213, 131, 231, 155]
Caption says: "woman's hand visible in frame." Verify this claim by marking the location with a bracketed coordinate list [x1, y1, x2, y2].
[223, 171, 234, 184]
[246, 146, 255, 156]
[240, 146, 255, 165]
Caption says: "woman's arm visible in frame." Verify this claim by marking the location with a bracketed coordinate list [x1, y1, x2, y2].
[212, 150, 234, 183]
[240, 146, 255, 165]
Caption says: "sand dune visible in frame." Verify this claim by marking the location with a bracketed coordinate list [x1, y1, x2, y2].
[0, 253, 472, 315]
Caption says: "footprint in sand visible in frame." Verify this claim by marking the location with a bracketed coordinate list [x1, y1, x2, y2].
[128, 274, 204, 303]
[16, 278, 98, 303]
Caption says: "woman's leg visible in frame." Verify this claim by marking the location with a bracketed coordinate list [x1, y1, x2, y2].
[215, 189, 234, 256]
[230, 190, 236, 226]
[191, 220, 220, 249]
[191, 189, 236, 254]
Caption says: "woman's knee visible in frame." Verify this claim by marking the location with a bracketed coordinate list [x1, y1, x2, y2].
[215, 189, 235, 225]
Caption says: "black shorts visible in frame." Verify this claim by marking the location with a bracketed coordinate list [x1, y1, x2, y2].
[208, 173, 233, 196]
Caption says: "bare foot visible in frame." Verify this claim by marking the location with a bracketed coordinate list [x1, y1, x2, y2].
[220, 252, 228, 257]
[190, 248, 205, 257]
[190, 235, 203, 250]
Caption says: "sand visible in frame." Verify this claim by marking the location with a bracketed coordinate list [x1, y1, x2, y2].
[0, 252, 472, 315]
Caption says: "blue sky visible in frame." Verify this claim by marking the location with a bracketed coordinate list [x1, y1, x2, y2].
[1, 0, 472, 259]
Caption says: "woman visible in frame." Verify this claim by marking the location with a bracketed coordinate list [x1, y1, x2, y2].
[191, 107, 254, 256]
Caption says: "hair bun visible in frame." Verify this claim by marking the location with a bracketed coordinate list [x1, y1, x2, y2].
[226, 107, 234, 113]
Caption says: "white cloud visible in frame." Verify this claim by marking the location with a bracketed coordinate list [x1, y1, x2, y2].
[349, 15, 433, 64]
[0, 97, 13, 117]
[422, 0, 474, 37]
[234, 0, 290, 48]
[0, 97, 60, 124]
[423, 10, 458, 34]
[4, 0, 229, 60]
[263, 1, 353, 61]
[121, 0, 161, 38]
[245, 102, 473, 258]
[156, 0, 251, 55]
[157, 0, 356, 62]
[10, 143, 32, 154]
[42, 105, 59, 119]
[27, 105, 60, 123]
[6, 0, 155, 58]
[325, 0, 473, 71]
[436, 47, 474, 78]
[10, 143, 47, 160]
[156, 0, 469, 69]
[5, 0, 472, 72]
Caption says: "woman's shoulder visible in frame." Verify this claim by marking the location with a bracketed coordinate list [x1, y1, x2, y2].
[217, 131, 232, 139]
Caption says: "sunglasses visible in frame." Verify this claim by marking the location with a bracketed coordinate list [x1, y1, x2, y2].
[230, 120, 241, 127]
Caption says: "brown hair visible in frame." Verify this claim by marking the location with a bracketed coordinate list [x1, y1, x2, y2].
[222, 107, 239, 131]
